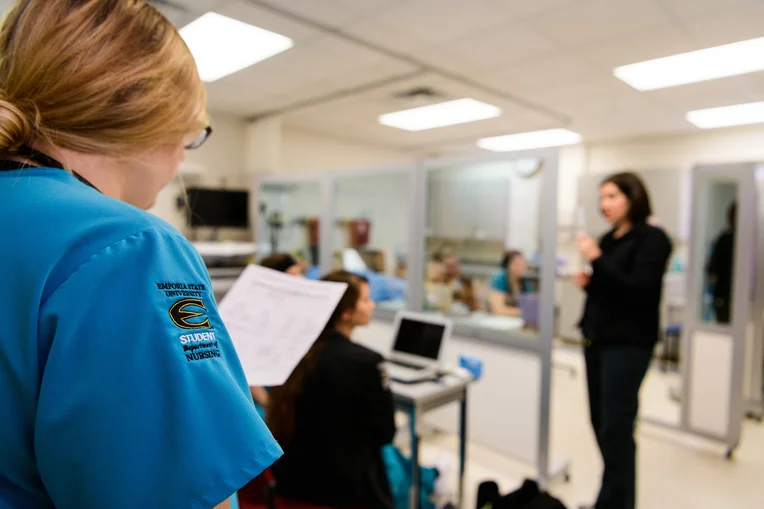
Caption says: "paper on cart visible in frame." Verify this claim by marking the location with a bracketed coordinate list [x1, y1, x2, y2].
[218, 264, 348, 386]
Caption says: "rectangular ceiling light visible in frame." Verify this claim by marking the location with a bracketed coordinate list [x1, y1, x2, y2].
[614, 37, 764, 91]
[378, 98, 501, 131]
[478, 128, 582, 152]
[181, 12, 293, 82]
[687, 101, 764, 129]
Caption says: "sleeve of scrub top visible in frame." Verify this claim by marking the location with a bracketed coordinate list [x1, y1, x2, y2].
[489, 272, 508, 293]
[35, 229, 283, 509]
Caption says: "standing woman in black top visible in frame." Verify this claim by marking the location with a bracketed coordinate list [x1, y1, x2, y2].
[575, 172, 672, 509]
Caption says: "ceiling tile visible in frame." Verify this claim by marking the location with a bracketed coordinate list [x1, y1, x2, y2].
[572, 108, 693, 141]
[216, 0, 323, 43]
[744, 71, 764, 91]
[315, 61, 421, 91]
[154, 0, 222, 25]
[405, 47, 484, 76]
[647, 76, 764, 111]
[488, 0, 583, 19]
[681, 2, 764, 47]
[335, 0, 408, 13]
[307, 35, 394, 68]
[654, 0, 754, 21]
[253, 0, 362, 28]
[441, 23, 560, 71]
[371, 0, 511, 44]
[275, 52, 366, 83]
[576, 24, 700, 69]
[529, 0, 669, 46]
[495, 51, 604, 90]
[167, 0, 223, 10]
[341, 19, 429, 56]
[529, 77, 643, 116]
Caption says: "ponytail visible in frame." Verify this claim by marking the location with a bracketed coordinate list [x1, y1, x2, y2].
[0, 97, 37, 153]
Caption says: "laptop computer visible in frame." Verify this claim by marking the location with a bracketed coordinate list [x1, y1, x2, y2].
[385, 311, 452, 383]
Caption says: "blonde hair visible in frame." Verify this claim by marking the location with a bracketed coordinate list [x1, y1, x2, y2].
[0, 0, 208, 156]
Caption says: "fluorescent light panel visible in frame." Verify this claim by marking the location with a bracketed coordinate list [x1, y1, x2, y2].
[379, 98, 501, 131]
[614, 37, 764, 91]
[181, 12, 293, 82]
[687, 101, 764, 129]
[478, 129, 582, 152]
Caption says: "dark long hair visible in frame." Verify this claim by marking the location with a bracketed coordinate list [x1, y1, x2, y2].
[601, 171, 653, 223]
[267, 270, 368, 445]
[260, 252, 298, 273]
[501, 250, 522, 271]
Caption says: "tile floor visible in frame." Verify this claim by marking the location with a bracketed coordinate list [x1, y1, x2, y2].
[405, 347, 764, 509]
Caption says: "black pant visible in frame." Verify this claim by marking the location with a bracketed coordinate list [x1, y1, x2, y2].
[585, 343, 652, 509]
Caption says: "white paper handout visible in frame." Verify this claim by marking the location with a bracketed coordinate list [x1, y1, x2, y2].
[218, 264, 348, 386]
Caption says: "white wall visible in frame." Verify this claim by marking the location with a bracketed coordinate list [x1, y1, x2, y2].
[559, 124, 764, 258]
[557, 125, 764, 224]
[280, 127, 414, 172]
[580, 125, 764, 175]
[150, 112, 250, 236]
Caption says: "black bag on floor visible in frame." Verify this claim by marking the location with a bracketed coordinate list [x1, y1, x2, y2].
[475, 479, 567, 509]
[476, 480, 500, 509]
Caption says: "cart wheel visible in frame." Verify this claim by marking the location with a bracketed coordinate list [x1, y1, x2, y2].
[564, 472, 571, 483]
[725, 448, 735, 460]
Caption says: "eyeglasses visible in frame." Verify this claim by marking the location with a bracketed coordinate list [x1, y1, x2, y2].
[185, 126, 212, 150]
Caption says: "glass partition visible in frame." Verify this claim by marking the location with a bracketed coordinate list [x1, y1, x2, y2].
[423, 157, 543, 339]
[699, 181, 738, 325]
[333, 171, 410, 311]
[258, 180, 321, 273]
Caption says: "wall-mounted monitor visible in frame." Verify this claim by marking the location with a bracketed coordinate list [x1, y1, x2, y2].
[186, 187, 249, 228]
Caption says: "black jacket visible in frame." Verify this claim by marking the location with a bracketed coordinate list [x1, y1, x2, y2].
[579, 222, 672, 349]
[272, 331, 396, 509]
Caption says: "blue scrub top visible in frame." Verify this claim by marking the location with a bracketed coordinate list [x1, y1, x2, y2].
[490, 271, 532, 295]
[0, 168, 282, 509]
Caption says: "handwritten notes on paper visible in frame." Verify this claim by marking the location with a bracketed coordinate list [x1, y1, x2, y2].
[218, 265, 348, 386]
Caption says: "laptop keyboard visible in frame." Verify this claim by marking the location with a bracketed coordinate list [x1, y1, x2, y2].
[387, 359, 424, 370]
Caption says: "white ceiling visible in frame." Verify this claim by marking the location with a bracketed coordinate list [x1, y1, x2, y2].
[54, 0, 764, 150]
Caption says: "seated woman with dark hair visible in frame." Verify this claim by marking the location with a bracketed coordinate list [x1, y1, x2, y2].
[260, 252, 304, 276]
[489, 250, 532, 316]
[268, 270, 395, 509]
[250, 253, 304, 418]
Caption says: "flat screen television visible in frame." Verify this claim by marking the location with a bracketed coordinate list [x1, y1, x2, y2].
[185, 188, 249, 228]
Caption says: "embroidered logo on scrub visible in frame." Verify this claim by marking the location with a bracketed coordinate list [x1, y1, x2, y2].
[169, 298, 212, 330]
[180, 331, 221, 362]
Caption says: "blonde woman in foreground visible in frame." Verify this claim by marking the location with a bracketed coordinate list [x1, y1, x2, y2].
[0, 1, 281, 508]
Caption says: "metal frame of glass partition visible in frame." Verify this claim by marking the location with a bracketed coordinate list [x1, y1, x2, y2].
[252, 147, 564, 484]
[417, 148, 563, 484]
[678, 163, 757, 457]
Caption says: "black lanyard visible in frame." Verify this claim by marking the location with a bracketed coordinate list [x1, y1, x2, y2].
[0, 145, 100, 192]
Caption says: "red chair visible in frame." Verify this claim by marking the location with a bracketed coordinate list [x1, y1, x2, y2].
[238, 469, 337, 509]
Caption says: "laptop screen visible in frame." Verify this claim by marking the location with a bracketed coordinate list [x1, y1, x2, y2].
[392, 317, 445, 360]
